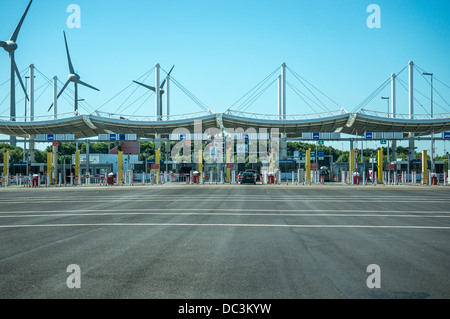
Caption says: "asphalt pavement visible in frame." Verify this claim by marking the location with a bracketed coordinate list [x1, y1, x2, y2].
[0, 184, 449, 299]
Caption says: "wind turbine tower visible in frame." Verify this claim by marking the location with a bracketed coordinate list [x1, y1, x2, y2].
[0, 0, 33, 146]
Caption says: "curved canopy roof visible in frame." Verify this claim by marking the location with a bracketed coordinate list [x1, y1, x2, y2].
[0, 110, 449, 139]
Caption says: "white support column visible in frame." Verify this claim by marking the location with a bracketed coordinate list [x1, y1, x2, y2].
[408, 61, 415, 162]
[391, 73, 396, 118]
[277, 75, 282, 120]
[53, 76, 58, 119]
[166, 75, 170, 120]
[391, 73, 397, 162]
[409, 61, 414, 119]
[155, 63, 161, 121]
[281, 62, 287, 120]
[29, 64, 35, 163]
[30, 64, 35, 121]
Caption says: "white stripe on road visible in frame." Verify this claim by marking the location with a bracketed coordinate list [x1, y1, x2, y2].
[0, 208, 449, 216]
[0, 198, 448, 204]
[0, 223, 449, 230]
[0, 212, 449, 218]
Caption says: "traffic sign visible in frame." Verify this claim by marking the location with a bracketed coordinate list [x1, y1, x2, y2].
[318, 140, 324, 145]
[444, 132, 450, 139]
[47, 134, 54, 141]
[365, 132, 373, 139]
[318, 151, 324, 157]
[381, 140, 387, 145]
[313, 133, 320, 140]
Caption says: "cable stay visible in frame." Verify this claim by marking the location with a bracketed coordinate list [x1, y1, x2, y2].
[287, 66, 341, 112]
[238, 77, 278, 113]
[168, 75, 210, 112]
[287, 81, 329, 113]
[396, 77, 430, 115]
[226, 66, 279, 113]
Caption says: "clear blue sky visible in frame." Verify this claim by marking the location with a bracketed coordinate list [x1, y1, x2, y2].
[1, 0, 450, 154]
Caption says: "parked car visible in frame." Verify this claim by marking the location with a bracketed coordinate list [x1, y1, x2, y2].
[245, 169, 260, 182]
[241, 171, 256, 184]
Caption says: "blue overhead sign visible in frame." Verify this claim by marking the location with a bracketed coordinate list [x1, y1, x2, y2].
[444, 132, 450, 139]
[313, 133, 320, 140]
[47, 134, 54, 141]
[318, 150, 324, 157]
[301, 151, 316, 157]
[109, 134, 116, 141]
[365, 132, 373, 139]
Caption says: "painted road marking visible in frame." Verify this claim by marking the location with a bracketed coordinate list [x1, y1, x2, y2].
[0, 208, 449, 215]
[0, 223, 449, 230]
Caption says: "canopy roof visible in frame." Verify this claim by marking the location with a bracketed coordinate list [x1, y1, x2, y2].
[1, 110, 449, 139]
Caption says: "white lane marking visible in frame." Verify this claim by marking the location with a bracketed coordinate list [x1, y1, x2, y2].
[0, 208, 449, 215]
[0, 223, 449, 230]
[0, 198, 448, 204]
[0, 212, 449, 219]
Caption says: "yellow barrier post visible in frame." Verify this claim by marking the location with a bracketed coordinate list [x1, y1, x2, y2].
[3, 151, 9, 186]
[306, 148, 311, 183]
[349, 149, 355, 183]
[118, 151, 123, 185]
[47, 152, 53, 183]
[422, 150, 428, 184]
[226, 146, 231, 183]
[377, 148, 384, 184]
[198, 148, 203, 183]
[155, 148, 160, 184]
[75, 150, 80, 185]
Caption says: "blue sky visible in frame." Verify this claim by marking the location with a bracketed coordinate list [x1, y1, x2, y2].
[1, 0, 450, 154]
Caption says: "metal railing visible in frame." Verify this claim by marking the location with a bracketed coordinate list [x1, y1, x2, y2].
[91, 110, 214, 122]
[224, 108, 348, 120]
[359, 109, 450, 120]
[0, 111, 82, 122]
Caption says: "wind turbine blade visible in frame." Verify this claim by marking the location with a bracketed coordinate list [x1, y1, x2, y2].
[48, 80, 70, 112]
[10, 0, 33, 42]
[14, 62, 29, 101]
[63, 31, 75, 74]
[78, 80, 100, 91]
[133, 80, 156, 92]
[160, 65, 175, 89]
[0, 41, 6, 48]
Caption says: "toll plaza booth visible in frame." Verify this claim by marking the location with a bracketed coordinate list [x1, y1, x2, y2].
[192, 171, 200, 184]
[353, 172, 360, 185]
[32, 174, 39, 187]
[431, 173, 438, 185]
[107, 173, 116, 185]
